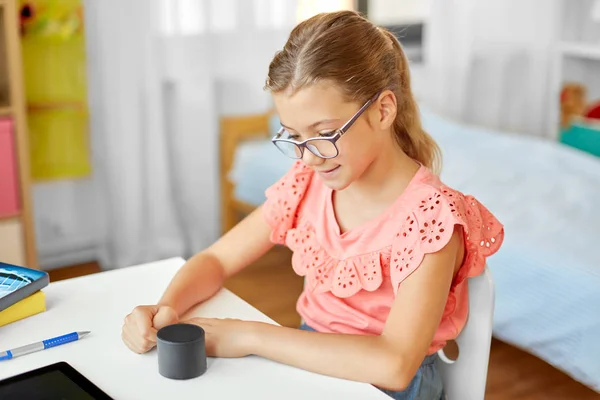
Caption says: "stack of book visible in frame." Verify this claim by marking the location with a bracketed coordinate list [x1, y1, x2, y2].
[0, 262, 49, 327]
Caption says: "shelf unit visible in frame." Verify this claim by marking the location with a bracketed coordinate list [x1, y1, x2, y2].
[548, 0, 600, 141]
[0, 0, 38, 268]
[557, 41, 600, 60]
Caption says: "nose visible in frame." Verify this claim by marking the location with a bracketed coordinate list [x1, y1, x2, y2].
[302, 148, 325, 167]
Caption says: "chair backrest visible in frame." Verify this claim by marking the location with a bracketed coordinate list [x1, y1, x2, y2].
[435, 266, 495, 400]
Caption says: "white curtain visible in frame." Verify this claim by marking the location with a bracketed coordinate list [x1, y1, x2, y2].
[422, 0, 561, 138]
[82, 0, 298, 269]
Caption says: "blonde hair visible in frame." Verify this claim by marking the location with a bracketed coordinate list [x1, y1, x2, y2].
[264, 11, 441, 174]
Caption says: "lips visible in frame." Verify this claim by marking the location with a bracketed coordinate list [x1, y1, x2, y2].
[318, 165, 340, 174]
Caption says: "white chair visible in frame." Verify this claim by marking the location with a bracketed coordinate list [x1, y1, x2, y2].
[436, 265, 495, 400]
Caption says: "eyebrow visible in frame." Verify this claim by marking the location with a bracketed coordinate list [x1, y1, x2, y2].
[280, 118, 341, 131]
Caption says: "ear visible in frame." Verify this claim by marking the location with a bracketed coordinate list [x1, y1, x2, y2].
[374, 90, 397, 130]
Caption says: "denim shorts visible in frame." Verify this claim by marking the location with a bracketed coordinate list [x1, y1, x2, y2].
[299, 324, 445, 400]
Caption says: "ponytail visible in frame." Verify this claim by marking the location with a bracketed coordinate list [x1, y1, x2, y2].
[381, 30, 442, 175]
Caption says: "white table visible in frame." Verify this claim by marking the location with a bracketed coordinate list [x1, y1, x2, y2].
[0, 257, 389, 399]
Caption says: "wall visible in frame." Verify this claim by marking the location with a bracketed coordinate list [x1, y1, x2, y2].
[33, 178, 100, 269]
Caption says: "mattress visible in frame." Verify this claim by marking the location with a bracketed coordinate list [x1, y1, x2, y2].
[228, 107, 600, 391]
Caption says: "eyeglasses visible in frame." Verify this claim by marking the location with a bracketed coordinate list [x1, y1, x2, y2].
[271, 91, 381, 159]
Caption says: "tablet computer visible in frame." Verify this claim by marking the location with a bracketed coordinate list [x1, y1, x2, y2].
[0, 361, 114, 399]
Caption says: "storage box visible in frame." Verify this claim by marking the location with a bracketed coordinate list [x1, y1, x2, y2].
[0, 118, 20, 217]
[560, 118, 600, 158]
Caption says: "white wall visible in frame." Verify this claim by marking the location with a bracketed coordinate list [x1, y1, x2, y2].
[33, 178, 100, 269]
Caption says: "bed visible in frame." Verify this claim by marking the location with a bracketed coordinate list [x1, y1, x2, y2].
[219, 106, 600, 392]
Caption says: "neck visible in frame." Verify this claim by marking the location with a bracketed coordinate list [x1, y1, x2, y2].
[344, 144, 420, 205]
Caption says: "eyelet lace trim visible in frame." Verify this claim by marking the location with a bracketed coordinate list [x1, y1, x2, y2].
[284, 185, 503, 298]
[388, 186, 504, 294]
[262, 161, 313, 244]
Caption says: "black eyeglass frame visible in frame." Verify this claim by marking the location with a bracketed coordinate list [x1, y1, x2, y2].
[271, 91, 382, 159]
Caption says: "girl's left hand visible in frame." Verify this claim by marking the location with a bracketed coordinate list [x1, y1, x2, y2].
[181, 317, 256, 358]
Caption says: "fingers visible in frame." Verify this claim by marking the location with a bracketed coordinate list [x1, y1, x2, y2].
[121, 305, 160, 354]
[122, 322, 154, 354]
[135, 317, 158, 344]
[122, 329, 145, 354]
[132, 307, 158, 343]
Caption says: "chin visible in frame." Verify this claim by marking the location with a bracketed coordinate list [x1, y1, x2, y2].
[315, 168, 354, 191]
[321, 179, 351, 191]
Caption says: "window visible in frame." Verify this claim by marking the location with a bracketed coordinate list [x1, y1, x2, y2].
[296, 0, 355, 22]
[361, 0, 431, 63]
[366, 0, 430, 25]
[160, 0, 303, 34]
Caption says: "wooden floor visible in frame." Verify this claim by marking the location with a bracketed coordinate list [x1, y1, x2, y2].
[49, 247, 599, 400]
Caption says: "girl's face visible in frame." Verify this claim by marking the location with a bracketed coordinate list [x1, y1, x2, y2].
[272, 82, 396, 191]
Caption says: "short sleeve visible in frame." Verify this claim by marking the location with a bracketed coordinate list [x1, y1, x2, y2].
[389, 184, 504, 293]
[262, 161, 314, 244]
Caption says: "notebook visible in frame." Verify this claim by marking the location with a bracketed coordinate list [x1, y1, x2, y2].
[0, 262, 49, 312]
[0, 290, 46, 327]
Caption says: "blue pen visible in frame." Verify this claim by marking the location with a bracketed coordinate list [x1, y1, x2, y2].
[0, 331, 90, 361]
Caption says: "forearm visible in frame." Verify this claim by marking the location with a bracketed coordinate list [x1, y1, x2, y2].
[158, 252, 225, 317]
[247, 323, 413, 391]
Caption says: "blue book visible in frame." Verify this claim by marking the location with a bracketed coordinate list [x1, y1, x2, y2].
[0, 262, 49, 313]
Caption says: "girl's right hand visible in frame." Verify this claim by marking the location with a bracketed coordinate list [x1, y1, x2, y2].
[120, 206, 274, 354]
[121, 304, 179, 354]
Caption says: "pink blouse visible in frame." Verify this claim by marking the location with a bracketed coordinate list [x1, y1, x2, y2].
[262, 161, 504, 354]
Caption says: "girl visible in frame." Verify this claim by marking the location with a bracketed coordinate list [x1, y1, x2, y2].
[121, 10, 504, 400]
